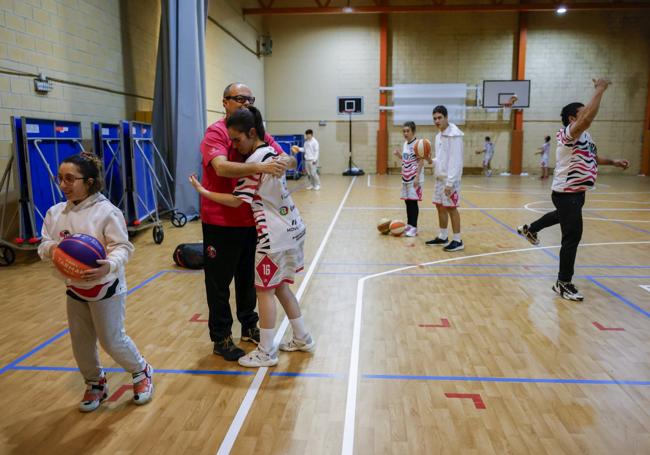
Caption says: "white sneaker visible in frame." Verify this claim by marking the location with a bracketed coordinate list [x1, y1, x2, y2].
[305, 185, 314, 190]
[238, 348, 279, 367]
[313, 185, 320, 190]
[404, 226, 417, 237]
[280, 334, 316, 352]
[132, 364, 154, 405]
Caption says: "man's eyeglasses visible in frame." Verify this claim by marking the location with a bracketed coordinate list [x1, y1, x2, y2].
[225, 95, 255, 104]
[53, 174, 86, 185]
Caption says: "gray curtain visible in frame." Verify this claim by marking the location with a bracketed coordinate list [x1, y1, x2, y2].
[153, 0, 207, 218]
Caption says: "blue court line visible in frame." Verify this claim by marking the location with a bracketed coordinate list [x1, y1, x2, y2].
[11, 365, 650, 386]
[313, 272, 650, 279]
[591, 211, 650, 235]
[461, 196, 560, 261]
[320, 262, 650, 269]
[9, 365, 254, 376]
[0, 329, 70, 375]
[9, 365, 339, 379]
[0, 270, 169, 376]
[588, 277, 650, 319]
[362, 374, 650, 386]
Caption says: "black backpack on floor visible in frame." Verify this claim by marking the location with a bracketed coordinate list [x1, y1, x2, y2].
[173, 243, 204, 269]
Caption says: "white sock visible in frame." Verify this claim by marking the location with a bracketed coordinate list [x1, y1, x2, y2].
[260, 328, 276, 353]
[289, 316, 308, 340]
[439, 228, 448, 239]
[453, 233, 462, 242]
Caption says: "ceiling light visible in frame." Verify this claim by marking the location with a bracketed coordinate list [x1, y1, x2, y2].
[556, 6, 567, 14]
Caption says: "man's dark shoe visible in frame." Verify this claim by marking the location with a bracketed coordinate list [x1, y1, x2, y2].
[241, 326, 260, 345]
[213, 335, 245, 361]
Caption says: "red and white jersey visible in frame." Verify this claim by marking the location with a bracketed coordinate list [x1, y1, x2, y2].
[234, 145, 306, 253]
[401, 138, 424, 184]
[552, 125, 598, 193]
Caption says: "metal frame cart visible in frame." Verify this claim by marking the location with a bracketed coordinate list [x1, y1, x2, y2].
[1, 117, 84, 265]
[120, 121, 186, 244]
[273, 134, 305, 180]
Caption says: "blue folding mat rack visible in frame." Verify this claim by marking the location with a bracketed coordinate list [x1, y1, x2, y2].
[273, 134, 305, 180]
[118, 121, 186, 245]
[0, 117, 85, 265]
[92, 122, 127, 216]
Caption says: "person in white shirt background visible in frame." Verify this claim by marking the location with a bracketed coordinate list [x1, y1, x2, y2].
[295, 129, 321, 190]
[425, 105, 465, 252]
[535, 135, 552, 179]
[475, 136, 495, 176]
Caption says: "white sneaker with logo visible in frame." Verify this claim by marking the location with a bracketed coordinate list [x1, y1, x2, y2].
[280, 334, 316, 352]
[238, 348, 279, 367]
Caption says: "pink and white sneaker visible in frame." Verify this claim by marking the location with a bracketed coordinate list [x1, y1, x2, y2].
[132, 364, 154, 405]
[79, 373, 108, 412]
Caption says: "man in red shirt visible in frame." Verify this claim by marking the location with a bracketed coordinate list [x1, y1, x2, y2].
[200, 82, 286, 360]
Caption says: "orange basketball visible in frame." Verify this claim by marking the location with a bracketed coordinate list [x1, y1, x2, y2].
[414, 138, 431, 159]
[389, 220, 406, 236]
[377, 218, 391, 235]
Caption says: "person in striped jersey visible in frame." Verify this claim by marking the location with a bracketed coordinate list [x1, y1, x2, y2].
[518, 79, 629, 301]
[393, 121, 426, 237]
[190, 106, 315, 368]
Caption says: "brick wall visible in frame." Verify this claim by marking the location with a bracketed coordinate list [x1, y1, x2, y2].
[0, 0, 160, 188]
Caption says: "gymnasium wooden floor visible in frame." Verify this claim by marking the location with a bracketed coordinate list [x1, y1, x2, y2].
[1, 174, 649, 454]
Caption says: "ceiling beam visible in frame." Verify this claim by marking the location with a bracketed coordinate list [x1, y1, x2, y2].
[243, 2, 650, 15]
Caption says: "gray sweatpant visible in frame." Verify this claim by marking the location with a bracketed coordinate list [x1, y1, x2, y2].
[66, 293, 146, 382]
[305, 159, 320, 188]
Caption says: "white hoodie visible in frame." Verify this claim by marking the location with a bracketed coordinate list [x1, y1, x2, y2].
[38, 193, 134, 296]
[433, 123, 464, 187]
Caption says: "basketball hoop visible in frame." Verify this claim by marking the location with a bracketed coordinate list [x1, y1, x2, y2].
[500, 95, 518, 121]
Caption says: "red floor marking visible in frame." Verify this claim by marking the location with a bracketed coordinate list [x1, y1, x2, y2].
[445, 392, 486, 409]
[592, 322, 625, 331]
[107, 384, 132, 402]
[189, 313, 208, 323]
[418, 318, 450, 328]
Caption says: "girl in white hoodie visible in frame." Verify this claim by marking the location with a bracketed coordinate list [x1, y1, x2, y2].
[38, 152, 153, 412]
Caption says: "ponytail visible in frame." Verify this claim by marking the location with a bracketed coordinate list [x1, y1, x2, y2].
[226, 106, 266, 141]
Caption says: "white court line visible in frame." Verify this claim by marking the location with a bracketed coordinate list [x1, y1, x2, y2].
[523, 201, 650, 223]
[341, 240, 650, 455]
[217, 177, 357, 455]
[343, 206, 529, 211]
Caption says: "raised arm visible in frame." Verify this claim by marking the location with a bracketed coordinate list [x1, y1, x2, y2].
[569, 78, 610, 140]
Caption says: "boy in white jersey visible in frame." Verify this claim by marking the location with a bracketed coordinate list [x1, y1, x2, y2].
[517, 79, 629, 301]
[393, 121, 426, 237]
[425, 105, 465, 252]
[474, 136, 494, 176]
[535, 135, 551, 179]
[190, 106, 315, 367]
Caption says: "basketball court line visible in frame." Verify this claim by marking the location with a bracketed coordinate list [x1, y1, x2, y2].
[362, 374, 650, 386]
[0, 269, 188, 376]
[216, 176, 358, 455]
[588, 278, 650, 318]
[320, 261, 650, 269]
[461, 196, 560, 261]
[341, 240, 650, 455]
[366, 174, 650, 195]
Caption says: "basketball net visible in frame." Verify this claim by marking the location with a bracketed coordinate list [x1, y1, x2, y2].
[500, 95, 518, 121]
